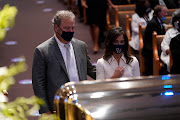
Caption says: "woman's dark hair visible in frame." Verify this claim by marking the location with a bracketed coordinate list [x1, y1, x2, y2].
[172, 13, 180, 27]
[103, 27, 133, 64]
[135, 0, 148, 17]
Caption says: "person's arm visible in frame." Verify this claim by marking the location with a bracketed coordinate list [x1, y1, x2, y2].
[161, 30, 171, 55]
[81, 0, 88, 8]
[83, 44, 96, 79]
[132, 57, 140, 77]
[32, 48, 50, 114]
[96, 59, 106, 80]
[131, 14, 139, 34]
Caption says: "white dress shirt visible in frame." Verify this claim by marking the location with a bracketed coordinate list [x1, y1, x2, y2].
[96, 54, 140, 79]
[129, 11, 153, 50]
[55, 35, 79, 82]
[160, 28, 180, 72]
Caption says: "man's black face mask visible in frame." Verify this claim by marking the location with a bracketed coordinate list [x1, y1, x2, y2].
[58, 27, 74, 41]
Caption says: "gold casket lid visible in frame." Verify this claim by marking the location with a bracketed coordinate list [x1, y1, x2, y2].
[54, 75, 180, 120]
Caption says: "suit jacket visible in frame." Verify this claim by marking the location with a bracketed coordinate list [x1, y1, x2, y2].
[32, 36, 96, 113]
[142, 17, 165, 57]
[170, 34, 180, 74]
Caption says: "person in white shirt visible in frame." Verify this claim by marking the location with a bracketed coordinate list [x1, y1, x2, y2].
[129, 0, 153, 51]
[96, 27, 140, 79]
[161, 13, 180, 72]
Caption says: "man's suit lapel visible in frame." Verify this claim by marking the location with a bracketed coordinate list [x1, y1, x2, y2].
[50, 37, 69, 79]
[71, 39, 83, 81]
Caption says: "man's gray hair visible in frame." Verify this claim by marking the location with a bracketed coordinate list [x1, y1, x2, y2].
[52, 10, 75, 27]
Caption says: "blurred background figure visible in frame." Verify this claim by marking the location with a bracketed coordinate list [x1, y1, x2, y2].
[170, 34, 180, 74]
[161, 13, 180, 72]
[129, 0, 153, 53]
[78, 0, 84, 22]
[149, 0, 179, 9]
[96, 27, 140, 79]
[81, 0, 109, 54]
[142, 5, 167, 75]
[172, 0, 180, 17]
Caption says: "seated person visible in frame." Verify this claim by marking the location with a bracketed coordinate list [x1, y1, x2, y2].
[96, 27, 140, 79]
[172, 0, 180, 17]
[129, 0, 153, 51]
[170, 34, 180, 74]
[162, 0, 177, 9]
[161, 13, 180, 72]
[149, 0, 178, 10]
[142, 5, 167, 75]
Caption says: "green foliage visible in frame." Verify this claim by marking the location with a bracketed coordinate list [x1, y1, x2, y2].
[0, 61, 58, 120]
[0, 4, 18, 41]
[0, 60, 27, 92]
[1, 96, 44, 120]
[0, 4, 58, 120]
[38, 113, 58, 120]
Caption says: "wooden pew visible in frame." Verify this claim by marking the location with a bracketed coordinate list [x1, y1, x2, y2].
[125, 15, 132, 54]
[106, 4, 135, 30]
[170, 50, 173, 73]
[139, 23, 146, 76]
[115, 10, 135, 32]
[106, 6, 117, 30]
[125, 15, 132, 41]
[67, 0, 77, 13]
[167, 8, 178, 16]
[164, 16, 172, 24]
[164, 24, 173, 31]
[114, 4, 135, 11]
[152, 31, 165, 75]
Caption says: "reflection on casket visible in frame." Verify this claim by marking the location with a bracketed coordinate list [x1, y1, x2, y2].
[54, 75, 180, 120]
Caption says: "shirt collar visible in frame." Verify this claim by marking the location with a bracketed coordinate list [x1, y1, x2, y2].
[54, 34, 71, 47]
[108, 53, 126, 64]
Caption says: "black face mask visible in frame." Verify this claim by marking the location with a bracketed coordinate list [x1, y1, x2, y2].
[111, 44, 124, 54]
[58, 27, 74, 41]
[145, 6, 151, 13]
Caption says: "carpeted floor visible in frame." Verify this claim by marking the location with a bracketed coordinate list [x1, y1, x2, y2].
[0, 0, 104, 119]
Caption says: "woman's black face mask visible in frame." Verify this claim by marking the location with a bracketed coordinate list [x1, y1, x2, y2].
[111, 44, 124, 54]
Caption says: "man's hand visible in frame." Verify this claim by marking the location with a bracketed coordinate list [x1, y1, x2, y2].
[166, 49, 170, 55]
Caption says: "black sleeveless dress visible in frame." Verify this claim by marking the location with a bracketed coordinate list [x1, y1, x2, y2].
[86, 0, 108, 27]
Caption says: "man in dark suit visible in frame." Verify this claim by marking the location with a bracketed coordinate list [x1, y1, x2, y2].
[32, 10, 96, 114]
[142, 5, 167, 75]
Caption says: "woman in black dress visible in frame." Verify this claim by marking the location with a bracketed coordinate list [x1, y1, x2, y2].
[81, 0, 109, 53]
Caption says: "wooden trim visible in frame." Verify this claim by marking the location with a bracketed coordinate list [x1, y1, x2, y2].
[152, 31, 160, 75]
[115, 11, 135, 27]
[170, 50, 173, 73]
[139, 23, 145, 76]
[106, 7, 111, 30]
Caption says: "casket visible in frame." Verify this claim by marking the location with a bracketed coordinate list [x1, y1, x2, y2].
[54, 75, 180, 120]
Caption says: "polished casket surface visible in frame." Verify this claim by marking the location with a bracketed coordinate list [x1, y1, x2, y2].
[54, 75, 180, 120]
